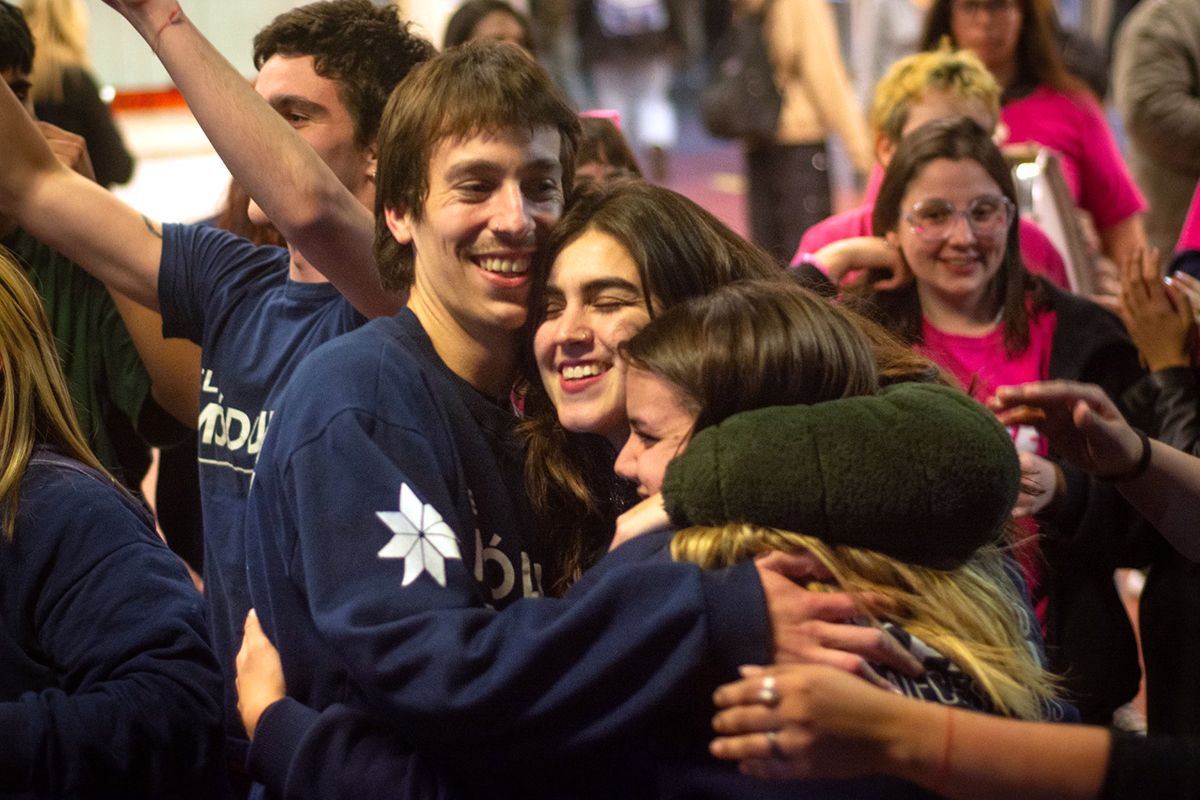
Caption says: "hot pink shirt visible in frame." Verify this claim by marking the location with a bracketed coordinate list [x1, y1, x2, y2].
[792, 203, 1071, 290]
[917, 310, 1058, 407]
[1178, 179, 1200, 252]
[917, 308, 1059, 623]
[1001, 87, 1146, 231]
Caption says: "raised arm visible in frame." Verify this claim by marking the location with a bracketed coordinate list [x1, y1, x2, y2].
[101, 0, 394, 318]
[35, 119, 201, 426]
[0, 80, 162, 309]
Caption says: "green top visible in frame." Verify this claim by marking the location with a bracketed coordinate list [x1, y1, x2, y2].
[3, 228, 153, 485]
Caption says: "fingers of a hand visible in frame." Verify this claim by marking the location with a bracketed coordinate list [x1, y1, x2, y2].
[798, 620, 922, 678]
[993, 403, 1047, 427]
[711, 733, 772, 761]
[993, 381, 1106, 412]
[1090, 292, 1123, 315]
[1142, 247, 1163, 283]
[873, 271, 907, 292]
[714, 674, 766, 708]
[1118, 247, 1144, 298]
[245, 607, 261, 632]
[756, 549, 835, 582]
[713, 734, 812, 779]
[871, 249, 909, 291]
[1071, 399, 1101, 433]
[764, 583, 855, 626]
[712, 704, 775, 735]
[1172, 271, 1200, 298]
[775, 643, 892, 691]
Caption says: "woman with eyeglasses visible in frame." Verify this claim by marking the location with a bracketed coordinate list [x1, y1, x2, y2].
[919, 0, 1146, 269]
[796, 116, 1149, 727]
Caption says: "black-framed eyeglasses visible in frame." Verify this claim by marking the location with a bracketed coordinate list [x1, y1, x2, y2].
[904, 195, 1015, 242]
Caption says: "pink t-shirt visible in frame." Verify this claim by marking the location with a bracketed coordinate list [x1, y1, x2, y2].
[1001, 87, 1146, 231]
[792, 203, 1071, 290]
[917, 308, 1059, 623]
[918, 309, 1056, 403]
[1178, 179, 1200, 252]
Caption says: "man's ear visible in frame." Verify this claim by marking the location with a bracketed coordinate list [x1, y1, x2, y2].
[384, 205, 413, 245]
[875, 133, 896, 168]
[365, 143, 378, 182]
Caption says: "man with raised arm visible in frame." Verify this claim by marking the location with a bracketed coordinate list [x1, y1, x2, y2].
[234, 43, 907, 799]
[0, 0, 433, 785]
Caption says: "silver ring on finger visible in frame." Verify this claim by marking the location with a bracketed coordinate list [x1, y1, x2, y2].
[757, 674, 780, 707]
[766, 729, 784, 760]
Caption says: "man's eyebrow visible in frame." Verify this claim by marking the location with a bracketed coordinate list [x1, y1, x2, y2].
[443, 159, 505, 182]
[268, 95, 327, 117]
[524, 157, 562, 173]
[445, 157, 562, 181]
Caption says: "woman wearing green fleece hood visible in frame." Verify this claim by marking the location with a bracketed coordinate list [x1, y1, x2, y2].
[616, 279, 1065, 723]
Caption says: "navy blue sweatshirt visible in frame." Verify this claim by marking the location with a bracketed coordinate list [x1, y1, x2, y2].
[0, 450, 226, 798]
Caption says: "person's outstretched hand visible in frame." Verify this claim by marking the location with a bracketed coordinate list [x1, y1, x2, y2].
[990, 381, 1142, 478]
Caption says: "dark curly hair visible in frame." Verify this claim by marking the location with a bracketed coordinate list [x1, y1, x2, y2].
[0, 0, 34, 75]
[253, 0, 435, 150]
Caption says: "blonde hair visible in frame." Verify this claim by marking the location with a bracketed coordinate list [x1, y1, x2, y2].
[0, 246, 110, 537]
[869, 43, 1000, 143]
[22, 0, 90, 104]
[672, 524, 1058, 720]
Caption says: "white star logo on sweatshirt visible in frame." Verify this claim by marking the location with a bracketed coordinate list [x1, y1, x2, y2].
[376, 484, 462, 587]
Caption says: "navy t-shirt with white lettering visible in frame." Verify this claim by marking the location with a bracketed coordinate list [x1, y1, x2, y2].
[158, 222, 365, 757]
